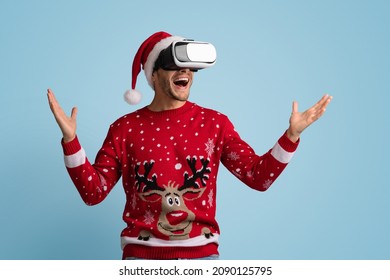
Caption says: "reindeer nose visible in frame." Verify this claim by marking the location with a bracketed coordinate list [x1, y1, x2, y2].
[167, 211, 188, 225]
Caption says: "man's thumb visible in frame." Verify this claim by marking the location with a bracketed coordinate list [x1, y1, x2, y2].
[70, 107, 78, 120]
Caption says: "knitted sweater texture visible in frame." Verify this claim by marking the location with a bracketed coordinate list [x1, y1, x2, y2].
[61, 101, 299, 259]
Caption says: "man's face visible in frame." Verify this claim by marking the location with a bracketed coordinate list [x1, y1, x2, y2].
[153, 68, 194, 102]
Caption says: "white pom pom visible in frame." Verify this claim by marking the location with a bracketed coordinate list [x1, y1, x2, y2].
[124, 89, 141, 105]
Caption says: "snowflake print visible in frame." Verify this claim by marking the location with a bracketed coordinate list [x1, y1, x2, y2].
[227, 151, 240, 161]
[208, 190, 214, 207]
[143, 210, 155, 225]
[246, 171, 254, 178]
[204, 138, 215, 158]
[263, 179, 273, 190]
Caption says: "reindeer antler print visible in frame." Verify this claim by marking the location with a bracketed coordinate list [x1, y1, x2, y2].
[179, 156, 211, 191]
[135, 161, 165, 192]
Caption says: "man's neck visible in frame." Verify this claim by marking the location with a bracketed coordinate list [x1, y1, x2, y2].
[148, 98, 187, 112]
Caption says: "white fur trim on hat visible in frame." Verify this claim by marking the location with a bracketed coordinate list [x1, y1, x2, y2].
[143, 35, 184, 88]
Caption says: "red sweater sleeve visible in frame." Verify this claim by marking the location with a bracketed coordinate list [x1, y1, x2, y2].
[61, 129, 121, 205]
[220, 119, 299, 191]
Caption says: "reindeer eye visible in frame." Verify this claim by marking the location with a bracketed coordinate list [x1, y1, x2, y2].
[167, 197, 174, 206]
[175, 197, 181, 206]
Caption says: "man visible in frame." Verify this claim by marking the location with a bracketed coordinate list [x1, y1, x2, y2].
[47, 31, 332, 259]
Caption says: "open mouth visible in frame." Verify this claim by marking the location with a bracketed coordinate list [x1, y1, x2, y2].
[173, 77, 189, 87]
[171, 229, 185, 235]
[158, 221, 191, 235]
[167, 211, 188, 225]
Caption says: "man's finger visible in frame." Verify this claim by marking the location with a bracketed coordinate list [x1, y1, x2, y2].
[71, 107, 78, 121]
[47, 88, 61, 111]
[311, 94, 332, 114]
[317, 95, 332, 114]
[292, 101, 298, 114]
[314, 95, 332, 119]
[318, 94, 330, 107]
[47, 88, 56, 102]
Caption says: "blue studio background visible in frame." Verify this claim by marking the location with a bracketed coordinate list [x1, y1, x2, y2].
[0, 0, 389, 260]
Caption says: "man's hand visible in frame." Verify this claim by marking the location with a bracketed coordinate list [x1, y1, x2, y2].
[286, 94, 333, 143]
[47, 88, 78, 143]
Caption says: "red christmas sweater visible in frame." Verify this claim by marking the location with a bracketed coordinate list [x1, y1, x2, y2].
[61, 101, 299, 259]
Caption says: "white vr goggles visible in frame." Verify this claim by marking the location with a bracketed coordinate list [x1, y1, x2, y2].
[154, 39, 217, 71]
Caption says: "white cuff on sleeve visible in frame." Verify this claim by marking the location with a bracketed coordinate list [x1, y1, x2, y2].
[64, 148, 86, 168]
[271, 142, 295, 164]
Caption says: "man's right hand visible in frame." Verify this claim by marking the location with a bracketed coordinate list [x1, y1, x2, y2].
[47, 88, 77, 143]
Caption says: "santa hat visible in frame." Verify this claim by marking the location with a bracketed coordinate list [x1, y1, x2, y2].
[124, 31, 184, 105]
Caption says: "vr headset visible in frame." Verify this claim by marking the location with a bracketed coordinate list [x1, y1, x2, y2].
[154, 39, 217, 71]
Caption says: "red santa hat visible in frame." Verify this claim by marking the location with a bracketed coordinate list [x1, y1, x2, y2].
[124, 31, 184, 105]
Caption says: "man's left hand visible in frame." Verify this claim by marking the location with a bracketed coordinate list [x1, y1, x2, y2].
[286, 94, 333, 142]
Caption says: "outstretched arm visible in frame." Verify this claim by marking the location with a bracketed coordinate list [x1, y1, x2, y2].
[47, 88, 77, 143]
[47, 88, 120, 205]
[286, 94, 333, 143]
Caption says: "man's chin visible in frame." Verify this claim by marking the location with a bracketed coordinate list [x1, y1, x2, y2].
[171, 92, 190, 102]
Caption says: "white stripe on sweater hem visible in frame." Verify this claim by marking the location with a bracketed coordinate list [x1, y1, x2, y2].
[271, 142, 295, 164]
[121, 234, 219, 249]
[64, 148, 86, 168]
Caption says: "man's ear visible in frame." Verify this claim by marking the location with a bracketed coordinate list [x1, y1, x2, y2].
[151, 70, 157, 89]
[152, 69, 161, 85]
[151, 70, 157, 82]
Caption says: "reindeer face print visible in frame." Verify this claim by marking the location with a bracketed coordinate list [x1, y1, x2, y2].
[145, 180, 206, 240]
[135, 156, 211, 241]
